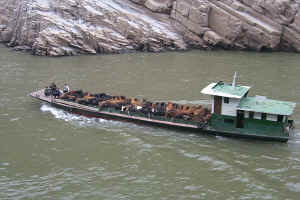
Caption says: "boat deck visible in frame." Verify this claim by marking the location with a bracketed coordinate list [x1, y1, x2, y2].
[30, 89, 202, 129]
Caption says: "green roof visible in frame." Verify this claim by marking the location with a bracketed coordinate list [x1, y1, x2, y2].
[204, 82, 251, 98]
[238, 96, 296, 116]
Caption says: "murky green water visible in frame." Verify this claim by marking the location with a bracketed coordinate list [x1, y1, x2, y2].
[1, 44, 300, 199]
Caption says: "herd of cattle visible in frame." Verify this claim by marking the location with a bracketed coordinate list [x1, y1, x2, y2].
[49, 89, 211, 123]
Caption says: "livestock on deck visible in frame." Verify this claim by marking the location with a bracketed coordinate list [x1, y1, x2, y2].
[45, 87, 211, 124]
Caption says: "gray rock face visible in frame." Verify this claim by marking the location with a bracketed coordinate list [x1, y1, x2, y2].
[131, 0, 175, 13]
[0, 0, 186, 56]
[171, 0, 300, 51]
[0, 0, 300, 56]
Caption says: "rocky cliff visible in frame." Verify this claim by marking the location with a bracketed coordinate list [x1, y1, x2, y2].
[0, 0, 299, 56]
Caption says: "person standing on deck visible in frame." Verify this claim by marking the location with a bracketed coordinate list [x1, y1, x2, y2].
[63, 84, 70, 93]
[50, 82, 57, 90]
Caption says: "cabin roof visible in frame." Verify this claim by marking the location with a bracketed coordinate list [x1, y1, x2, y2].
[201, 82, 251, 99]
[237, 96, 296, 116]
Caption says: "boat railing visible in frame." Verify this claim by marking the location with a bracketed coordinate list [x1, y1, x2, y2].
[99, 106, 206, 127]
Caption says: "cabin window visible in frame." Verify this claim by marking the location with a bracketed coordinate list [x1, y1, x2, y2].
[277, 115, 283, 122]
[224, 118, 234, 124]
[249, 111, 254, 119]
[267, 114, 277, 121]
[261, 113, 267, 120]
[283, 116, 287, 123]
[224, 97, 229, 104]
[254, 112, 261, 119]
[244, 111, 249, 118]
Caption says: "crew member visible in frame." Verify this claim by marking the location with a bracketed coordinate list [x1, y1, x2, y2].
[63, 84, 70, 93]
[50, 82, 57, 90]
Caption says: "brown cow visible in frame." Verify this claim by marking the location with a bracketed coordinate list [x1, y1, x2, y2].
[165, 102, 186, 119]
[75, 92, 96, 105]
[151, 102, 166, 116]
[165, 102, 179, 113]
[191, 106, 204, 116]
[130, 98, 144, 107]
[165, 102, 211, 122]
[60, 90, 84, 101]
[99, 96, 129, 109]
[192, 108, 211, 122]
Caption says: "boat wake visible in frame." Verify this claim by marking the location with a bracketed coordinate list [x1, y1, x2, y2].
[287, 129, 300, 144]
[39, 104, 166, 135]
[39, 104, 200, 139]
[40, 104, 131, 131]
[41, 103, 86, 122]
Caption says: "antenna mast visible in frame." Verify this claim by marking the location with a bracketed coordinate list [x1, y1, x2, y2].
[232, 72, 237, 88]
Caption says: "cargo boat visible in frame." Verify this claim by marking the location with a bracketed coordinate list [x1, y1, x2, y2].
[29, 76, 296, 142]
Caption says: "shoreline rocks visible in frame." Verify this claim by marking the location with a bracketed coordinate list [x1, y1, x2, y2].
[0, 0, 299, 56]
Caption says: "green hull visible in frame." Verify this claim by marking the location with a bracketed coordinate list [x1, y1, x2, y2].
[209, 114, 290, 142]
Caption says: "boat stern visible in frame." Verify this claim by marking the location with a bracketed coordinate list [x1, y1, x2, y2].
[29, 89, 53, 103]
[29, 89, 44, 98]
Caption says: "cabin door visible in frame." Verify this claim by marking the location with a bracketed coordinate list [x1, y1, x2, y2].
[236, 110, 244, 128]
[214, 96, 222, 114]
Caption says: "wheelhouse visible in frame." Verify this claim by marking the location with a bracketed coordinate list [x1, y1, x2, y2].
[201, 75, 296, 137]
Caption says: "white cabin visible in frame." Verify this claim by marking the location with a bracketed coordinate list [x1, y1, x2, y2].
[201, 80, 296, 129]
[201, 81, 250, 117]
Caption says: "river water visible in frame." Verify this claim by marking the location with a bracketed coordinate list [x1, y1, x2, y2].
[1, 44, 300, 199]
